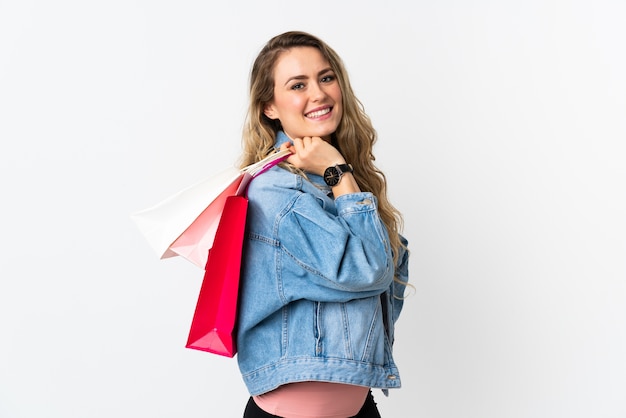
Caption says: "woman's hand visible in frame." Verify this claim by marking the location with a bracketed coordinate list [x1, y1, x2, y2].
[280, 136, 361, 195]
[280, 136, 345, 176]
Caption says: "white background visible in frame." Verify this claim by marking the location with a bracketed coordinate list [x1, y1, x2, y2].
[1, 1, 625, 417]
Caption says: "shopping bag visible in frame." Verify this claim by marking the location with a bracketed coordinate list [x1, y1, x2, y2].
[166, 175, 241, 268]
[131, 149, 291, 268]
[184, 150, 291, 356]
[185, 194, 248, 357]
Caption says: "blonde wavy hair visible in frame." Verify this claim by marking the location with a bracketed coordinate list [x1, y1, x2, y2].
[240, 31, 406, 270]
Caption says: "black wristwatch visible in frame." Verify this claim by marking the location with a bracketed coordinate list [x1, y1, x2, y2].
[323, 163, 353, 186]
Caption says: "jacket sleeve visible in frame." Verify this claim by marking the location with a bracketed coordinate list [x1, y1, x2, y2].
[277, 191, 395, 303]
[391, 234, 410, 324]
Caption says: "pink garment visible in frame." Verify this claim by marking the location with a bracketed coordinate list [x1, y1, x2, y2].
[253, 381, 370, 418]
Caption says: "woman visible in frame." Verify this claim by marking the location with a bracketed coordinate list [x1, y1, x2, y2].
[237, 31, 410, 418]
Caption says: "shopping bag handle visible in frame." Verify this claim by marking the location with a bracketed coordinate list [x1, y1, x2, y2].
[236, 149, 292, 196]
[251, 148, 292, 177]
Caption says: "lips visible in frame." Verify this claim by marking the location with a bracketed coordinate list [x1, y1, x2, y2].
[305, 107, 331, 118]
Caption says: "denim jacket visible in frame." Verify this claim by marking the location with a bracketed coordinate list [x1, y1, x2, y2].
[236, 132, 410, 396]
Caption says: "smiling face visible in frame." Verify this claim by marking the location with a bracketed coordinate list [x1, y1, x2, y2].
[263, 46, 343, 142]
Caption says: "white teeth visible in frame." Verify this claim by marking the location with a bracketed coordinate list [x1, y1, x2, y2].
[306, 108, 330, 118]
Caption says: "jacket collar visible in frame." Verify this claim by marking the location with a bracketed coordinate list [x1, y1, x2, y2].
[274, 131, 291, 149]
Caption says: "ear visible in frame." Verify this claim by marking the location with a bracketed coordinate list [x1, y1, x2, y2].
[263, 103, 278, 120]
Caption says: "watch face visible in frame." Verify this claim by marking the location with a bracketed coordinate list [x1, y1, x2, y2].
[324, 166, 340, 186]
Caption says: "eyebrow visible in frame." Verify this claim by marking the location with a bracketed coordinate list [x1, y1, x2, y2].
[283, 67, 334, 87]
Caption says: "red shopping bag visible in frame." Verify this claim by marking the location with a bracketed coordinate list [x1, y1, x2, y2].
[185, 195, 248, 357]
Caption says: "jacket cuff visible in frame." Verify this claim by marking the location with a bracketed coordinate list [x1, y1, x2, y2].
[334, 192, 378, 215]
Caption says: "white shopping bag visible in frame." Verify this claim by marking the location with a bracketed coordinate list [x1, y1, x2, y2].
[131, 149, 290, 268]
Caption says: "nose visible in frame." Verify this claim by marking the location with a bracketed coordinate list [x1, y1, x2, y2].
[309, 81, 327, 102]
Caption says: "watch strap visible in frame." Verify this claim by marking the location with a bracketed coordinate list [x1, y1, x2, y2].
[335, 163, 353, 175]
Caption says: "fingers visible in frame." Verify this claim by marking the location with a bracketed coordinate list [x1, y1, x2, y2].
[291, 136, 323, 153]
[290, 136, 312, 152]
[279, 141, 294, 152]
[291, 137, 322, 161]
[285, 136, 345, 175]
[279, 137, 316, 153]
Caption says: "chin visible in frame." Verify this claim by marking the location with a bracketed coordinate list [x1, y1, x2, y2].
[288, 129, 336, 140]
[310, 124, 339, 139]
[287, 118, 339, 137]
